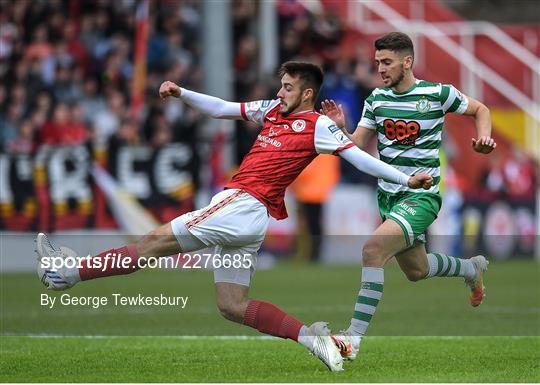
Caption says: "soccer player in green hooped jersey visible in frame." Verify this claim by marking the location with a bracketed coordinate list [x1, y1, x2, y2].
[321, 31, 497, 361]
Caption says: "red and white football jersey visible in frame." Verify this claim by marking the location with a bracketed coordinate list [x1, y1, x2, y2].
[225, 99, 353, 219]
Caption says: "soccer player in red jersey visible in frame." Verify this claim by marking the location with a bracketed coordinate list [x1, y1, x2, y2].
[37, 61, 432, 371]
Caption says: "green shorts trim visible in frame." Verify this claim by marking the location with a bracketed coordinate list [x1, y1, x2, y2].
[377, 189, 442, 247]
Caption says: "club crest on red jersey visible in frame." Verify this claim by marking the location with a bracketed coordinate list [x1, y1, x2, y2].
[291, 119, 306, 132]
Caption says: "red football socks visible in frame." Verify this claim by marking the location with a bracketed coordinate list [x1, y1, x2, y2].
[243, 300, 304, 340]
[79, 244, 140, 281]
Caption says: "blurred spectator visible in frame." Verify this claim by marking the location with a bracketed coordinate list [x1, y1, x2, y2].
[10, 83, 28, 115]
[24, 25, 53, 63]
[38, 102, 88, 146]
[479, 150, 536, 201]
[64, 21, 90, 74]
[8, 119, 35, 154]
[0, 10, 17, 60]
[109, 118, 142, 149]
[166, 32, 193, 71]
[23, 59, 47, 101]
[79, 14, 101, 58]
[42, 41, 74, 86]
[234, 34, 258, 97]
[0, 102, 24, 150]
[66, 104, 90, 145]
[32, 91, 53, 119]
[504, 150, 536, 199]
[147, 22, 169, 72]
[53, 66, 83, 104]
[80, 78, 106, 125]
[92, 90, 126, 146]
[0, 85, 6, 114]
[149, 114, 173, 148]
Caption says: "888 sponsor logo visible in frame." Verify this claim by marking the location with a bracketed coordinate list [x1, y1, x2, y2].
[383, 119, 420, 145]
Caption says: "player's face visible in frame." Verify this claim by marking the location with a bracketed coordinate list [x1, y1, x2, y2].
[375, 49, 408, 88]
[276, 74, 304, 116]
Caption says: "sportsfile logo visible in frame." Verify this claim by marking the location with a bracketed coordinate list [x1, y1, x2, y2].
[39, 252, 254, 271]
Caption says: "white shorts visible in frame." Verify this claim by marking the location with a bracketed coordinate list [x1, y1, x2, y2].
[170, 189, 269, 286]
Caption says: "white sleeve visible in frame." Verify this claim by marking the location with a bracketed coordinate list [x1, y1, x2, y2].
[358, 98, 377, 130]
[180, 88, 243, 119]
[314, 115, 354, 154]
[241, 99, 281, 125]
[339, 146, 410, 186]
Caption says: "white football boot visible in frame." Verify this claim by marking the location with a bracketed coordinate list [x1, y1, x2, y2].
[306, 322, 344, 372]
[331, 330, 361, 361]
[465, 255, 489, 307]
[36, 233, 79, 291]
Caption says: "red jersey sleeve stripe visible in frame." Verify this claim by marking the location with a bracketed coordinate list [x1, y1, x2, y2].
[240, 103, 248, 121]
[333, 142, 355, 155]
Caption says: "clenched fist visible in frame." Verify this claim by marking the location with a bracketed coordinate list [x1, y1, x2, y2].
[159, 81, 181, 99]
[408, 173, 434, 190]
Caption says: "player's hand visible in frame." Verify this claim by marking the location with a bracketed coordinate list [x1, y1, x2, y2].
[408, 173, 433, 190]
[471, 136, 496, 154]
[320, 99, 346, 129]
[159, 81, 181, 99]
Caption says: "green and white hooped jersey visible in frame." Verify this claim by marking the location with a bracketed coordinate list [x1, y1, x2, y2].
[358, 79, 468, 194]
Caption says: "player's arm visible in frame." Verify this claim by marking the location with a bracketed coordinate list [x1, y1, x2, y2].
[159, 80, 243, 120]
[339, 146, 433, 190]
[462, 95, 497, 154]
[320, 99, 375, 149]
[315, 115, 432, 190]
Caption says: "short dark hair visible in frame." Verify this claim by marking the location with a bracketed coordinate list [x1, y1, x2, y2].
[374, 32, 414, 58]
[278, 61, 324, 100]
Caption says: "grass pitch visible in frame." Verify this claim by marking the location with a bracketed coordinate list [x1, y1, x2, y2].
[1, 260, 539, 382]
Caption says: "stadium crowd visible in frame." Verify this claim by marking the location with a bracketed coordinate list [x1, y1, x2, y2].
[0, 1, 375, 159]
[0, 0, 534, 199]
[0, 0, 201, 154]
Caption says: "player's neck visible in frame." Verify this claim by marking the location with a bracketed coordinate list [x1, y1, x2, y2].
[392, 74, 417, 93]
[289, 102, 314, 115]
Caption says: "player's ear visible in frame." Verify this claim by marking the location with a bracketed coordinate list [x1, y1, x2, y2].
[303, 88, 314, 103]
[403, 55, 413, 69]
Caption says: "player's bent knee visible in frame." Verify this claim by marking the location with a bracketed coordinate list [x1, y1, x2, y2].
[216, 299, 243, 323]
[362, 241, 383, 266]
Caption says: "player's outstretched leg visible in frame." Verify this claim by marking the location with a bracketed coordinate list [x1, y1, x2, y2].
[424, 253, 489, 307]
[217, 283, 343, 371]
[36, 223, 184, 290]
[395, 245, 489, 307]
